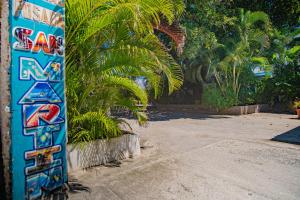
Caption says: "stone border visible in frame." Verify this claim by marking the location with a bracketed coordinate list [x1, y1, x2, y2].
[221, 104, 270, 115]
[156, 104, 270, 115]
[156, 104, 213, 113]
[67, 134, 141, 172]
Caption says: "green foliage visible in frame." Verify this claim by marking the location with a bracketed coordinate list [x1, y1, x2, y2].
[71, 111, 122, 143]
[206, 9, 272, 106]
[257, 28, 300, 106]
[161, 0, 299, 111]
[294, 100, 300, 109]
[202, 85, 238, 112]
[177, 1, 275, 106]
[180, 0, 235, 85]
[66, 0, 184, 143]
[232, 0, 300, 28]
[167, 0, 236, 104]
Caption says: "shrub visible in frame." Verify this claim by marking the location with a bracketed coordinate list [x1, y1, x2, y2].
[294, 100, 300, 109]
[202, 85, 239, 112]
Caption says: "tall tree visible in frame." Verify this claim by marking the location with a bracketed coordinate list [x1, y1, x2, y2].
[163, 0, 235, 104]
[232, 0, 300, 28]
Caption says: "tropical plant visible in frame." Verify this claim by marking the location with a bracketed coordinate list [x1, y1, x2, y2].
[202, 84, 238, 112]
[177, 0, 235, 103]
[199, 9, 272, 110]
[294, 100, 300, 109]
[154, 0, 235, 104]
[65, 0, 184, 143]
[257, 26, 300, 107]
[232, 0, 300, 28]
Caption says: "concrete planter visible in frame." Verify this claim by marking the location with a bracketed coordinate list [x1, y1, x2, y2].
[297, 109, 300, 119]
[221, 104, 270, 115]
[155, 104, 270, 115]
[156, 104, 214, 113]
[67, 134, 140, 172]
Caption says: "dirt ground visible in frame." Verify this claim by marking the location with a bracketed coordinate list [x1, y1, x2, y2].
[69, 113, 300, 200]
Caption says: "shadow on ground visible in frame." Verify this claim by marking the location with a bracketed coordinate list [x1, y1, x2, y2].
[147, 111, 231, 121]
[272, 126, 300, 145]
[114, 107, 232, 121]
[68, 177, 90, 194]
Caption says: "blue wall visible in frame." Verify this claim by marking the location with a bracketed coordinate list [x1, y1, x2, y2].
[9, 0, 67, 199]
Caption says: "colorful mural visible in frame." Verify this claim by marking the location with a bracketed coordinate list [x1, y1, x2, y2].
[9, 0, 67, 199]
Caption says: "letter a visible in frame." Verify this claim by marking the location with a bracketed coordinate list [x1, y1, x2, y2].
[19, 82, 62, 104]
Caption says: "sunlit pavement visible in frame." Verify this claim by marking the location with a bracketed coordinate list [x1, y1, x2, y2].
[69, 113, 300, 200]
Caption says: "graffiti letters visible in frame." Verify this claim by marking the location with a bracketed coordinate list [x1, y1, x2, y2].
[24, 125, 61, 149]
[23, 104, 64, 128]
[43, 0, 64, 6]
[13, 0, 64, 29]
[20, 57, 62, 81]
[14, 28, 64, 56]
[10, 0, 67, 199]
[26, 166, 63, 200]
[19, 82, 62, 104]
[25, 146, 62, 175]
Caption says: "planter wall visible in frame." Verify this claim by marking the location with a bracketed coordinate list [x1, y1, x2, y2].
[221, 104, 270, 115]
[156, 104, 214, 113]
[156, 104, 270, 115]
[67, 134, 140, 172]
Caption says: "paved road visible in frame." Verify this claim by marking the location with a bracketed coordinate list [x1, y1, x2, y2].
[69, 113, 300, 200]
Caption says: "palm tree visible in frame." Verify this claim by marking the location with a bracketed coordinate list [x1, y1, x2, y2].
[65, 0, 184, 143]
[212, 9, 271, 101]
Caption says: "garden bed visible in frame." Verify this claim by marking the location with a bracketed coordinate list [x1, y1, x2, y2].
[67, 134, 140, 172]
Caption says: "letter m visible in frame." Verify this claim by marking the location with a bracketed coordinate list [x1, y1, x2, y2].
[20, 57, 62, 82]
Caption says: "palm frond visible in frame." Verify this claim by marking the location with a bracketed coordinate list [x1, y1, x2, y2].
[70, 111, 122, 144]
[66, 0, 184, 143]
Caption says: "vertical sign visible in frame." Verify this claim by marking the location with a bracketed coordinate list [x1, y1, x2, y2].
[9, 0, 67, 199]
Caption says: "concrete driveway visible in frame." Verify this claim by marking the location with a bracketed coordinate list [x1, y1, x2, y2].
[69, 113, 300, 200]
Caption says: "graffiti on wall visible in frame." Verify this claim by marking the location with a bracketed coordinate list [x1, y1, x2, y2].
[10, 0, 67, 199]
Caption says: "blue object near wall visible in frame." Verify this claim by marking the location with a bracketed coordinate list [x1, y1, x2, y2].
[9, 0, 67, 199]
